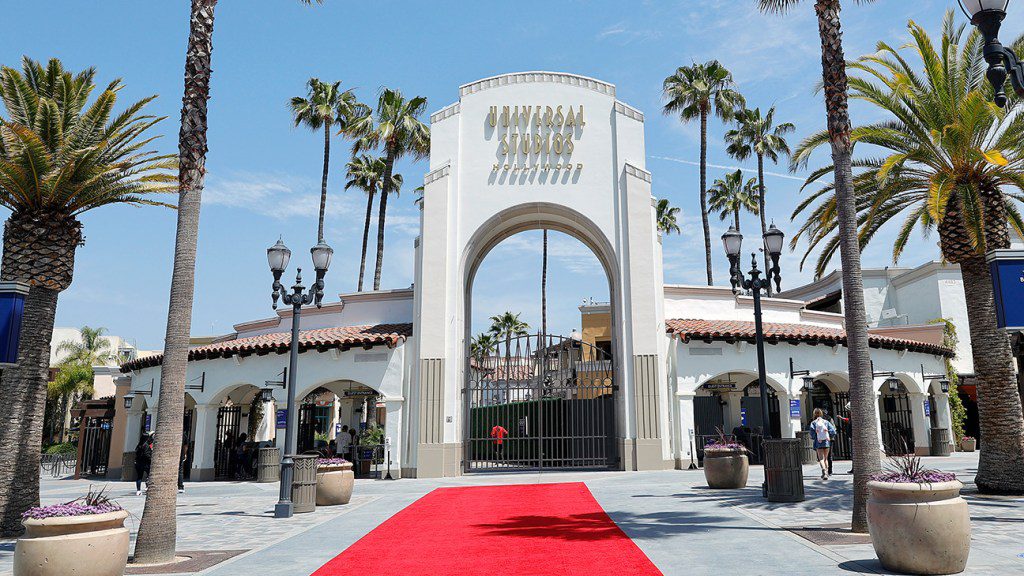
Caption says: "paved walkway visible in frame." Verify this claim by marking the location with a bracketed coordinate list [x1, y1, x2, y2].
[0, 452, 1020, 575]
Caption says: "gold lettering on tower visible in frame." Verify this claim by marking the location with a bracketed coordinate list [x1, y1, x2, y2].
[488, 102, 585, 176]
[488, 106, 498, 127]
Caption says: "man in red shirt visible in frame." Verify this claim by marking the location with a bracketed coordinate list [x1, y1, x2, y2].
[490, 424, 509, 459]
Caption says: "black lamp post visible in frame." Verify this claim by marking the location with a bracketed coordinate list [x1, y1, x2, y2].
[722, 226, 785, 444]
[960, 1, 1023, 107]
[267, 237, 333, 519]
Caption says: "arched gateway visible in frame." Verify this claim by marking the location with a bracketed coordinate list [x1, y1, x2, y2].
[411, 72, 671, 477]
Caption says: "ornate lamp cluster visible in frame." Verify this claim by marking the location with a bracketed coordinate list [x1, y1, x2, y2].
[960, 1, 1023, 107]
[721, 224, 784, 296]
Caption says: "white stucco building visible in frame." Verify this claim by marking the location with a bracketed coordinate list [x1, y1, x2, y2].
[116, 72, 956, 481]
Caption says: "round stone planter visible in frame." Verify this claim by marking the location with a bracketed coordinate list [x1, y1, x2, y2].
[316, 463, 354, 506]
[867, 480, 970, 575]
[14, 510, 129, 576]
[703, 451, 748, 489]
[959, 438, 976, 452]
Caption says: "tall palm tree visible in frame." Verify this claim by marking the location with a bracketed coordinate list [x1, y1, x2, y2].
[655, 198, 682, 235]
[0, 57, 175, 536]
[354, 89, 430, 290]
[759, 0, 878, 533]
[663, 61, 745, 286]
[489, 311, 530, 358]
[345, 154, 402, 292]
[290, 78, 369, 242]
[541, 230, 548, 337]
[725, 106, 794, 284]
[133, 0, 324, 564]
[791, 13, 1024, 493]
[708, 169, 760, 232]
[56, 326, 112, 366]
[48, 361, 94, 443]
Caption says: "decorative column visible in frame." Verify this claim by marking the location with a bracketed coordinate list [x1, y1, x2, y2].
[873, 389, 886, 452]
[381, 396, 404, 478]
[909, 392, 931, 456]
[675, 392, 697, 468]
[190, 404, 219, 481]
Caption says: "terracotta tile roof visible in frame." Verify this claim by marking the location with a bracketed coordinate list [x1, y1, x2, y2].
[121, 323, 413, 372]
[665, 318, 953, 357]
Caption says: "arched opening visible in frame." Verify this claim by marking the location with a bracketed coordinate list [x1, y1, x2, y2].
[292, 379, 383, 474]
[462, 209, 617, 472]
[693, 372, 785, 464]
[211, 384, 262, 480]
[879, 378, 915, 455]
[801, 374, 852, 460]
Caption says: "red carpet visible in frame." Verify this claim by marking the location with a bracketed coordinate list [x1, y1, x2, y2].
[313, 482, 661, 576]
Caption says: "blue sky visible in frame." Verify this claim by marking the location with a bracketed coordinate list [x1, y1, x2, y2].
[1, 0, 1009, 349]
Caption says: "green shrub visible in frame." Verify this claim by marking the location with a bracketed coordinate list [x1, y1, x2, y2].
[44, 442, 77, 455]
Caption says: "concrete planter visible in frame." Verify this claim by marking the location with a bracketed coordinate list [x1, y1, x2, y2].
[316, 463, 354, 506]
[14, 510, 129, 576]
[703, 452, 748, 489]
[867, 480, 970, 575]
[959, 438, 976, 452]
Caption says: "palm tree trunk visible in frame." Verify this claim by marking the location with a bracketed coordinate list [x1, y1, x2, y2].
[734, 208, 741, 233]
[373, 153, 395, 291]
[700, 110, 713, 286]
[357, 187, 375, 292]
[960, 257, 1024, 492]
[133, 0, 217, 563]
[757, 153, 771, 293]
[317, 122, 330, 243]
[542, 230, 548, 336]
[814, 0, 880, 533]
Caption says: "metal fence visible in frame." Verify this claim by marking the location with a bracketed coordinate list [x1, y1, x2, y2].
[40, 453, 76, 478]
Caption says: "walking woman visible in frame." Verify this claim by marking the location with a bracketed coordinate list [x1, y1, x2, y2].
[809, 408, 836, 480]
[134, 433, 154, 495]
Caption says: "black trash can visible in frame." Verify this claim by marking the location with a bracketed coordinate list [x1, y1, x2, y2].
[257, 447, 281, 483]
[764, 438, 805, 503]
[291, 455, 318, 513]
[795, 431, 817, 465]
[930, 428, 953, 457]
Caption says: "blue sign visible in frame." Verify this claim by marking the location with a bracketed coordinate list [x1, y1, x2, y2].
[144, 414, 152, 433]
[924, 399, 931, 417]
[0, 282, 29, 365]
[275, 409, 288, 429]
[740, 407, 747, 426]
[789, 399, 802, 419]
[988, 250, 1024, 330]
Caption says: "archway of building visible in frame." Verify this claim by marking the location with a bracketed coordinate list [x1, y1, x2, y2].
[462, 203, 619, 472]
[208, 383, 263, 480]
[693, 371, 786, 463]
[878, 374, 920, 456]
[294, 379, 380, 455]
[801, 372, 852, 459]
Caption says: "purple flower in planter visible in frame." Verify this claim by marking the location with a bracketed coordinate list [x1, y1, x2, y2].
[704, 442, 748, 453]
[871, 454, 957, 483]
[317, 457, 351, 466]
[22, 502, 123, 520]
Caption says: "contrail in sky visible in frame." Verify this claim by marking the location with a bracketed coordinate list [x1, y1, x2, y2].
[649, 155, 808, 182]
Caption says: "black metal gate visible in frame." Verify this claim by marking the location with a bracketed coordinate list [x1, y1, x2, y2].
[465, 334, 616, 471]
[831, 392, 852, 459]
[214, 406, 241, 479]
[78, 417, 111, 477]
[298, 404, 316, 454]
[693, 395, 725, 464]
[880, 390, 915, 455]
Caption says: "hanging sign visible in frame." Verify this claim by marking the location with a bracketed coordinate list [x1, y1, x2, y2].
[789, 399, 802, 419]
[702, 382, 736, 391]
[0, 282, 29, 366]
[924, 399, 931, 417]
[987, 249, 1024, 330]
[275, 409, 287, 429]
[344, 390, 377, 397]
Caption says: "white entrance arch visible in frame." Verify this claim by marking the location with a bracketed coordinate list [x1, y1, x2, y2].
[412, 72, 670, 477]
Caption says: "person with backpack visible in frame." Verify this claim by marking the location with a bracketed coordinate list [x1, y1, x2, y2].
[134, 433, 154, 495]
[809, 408, 836, 480]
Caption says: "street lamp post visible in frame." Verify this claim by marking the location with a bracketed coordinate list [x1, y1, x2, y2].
[267, 238, 333, 519]
[722, 225, 785, 445]
[960, 1, 1023, 107]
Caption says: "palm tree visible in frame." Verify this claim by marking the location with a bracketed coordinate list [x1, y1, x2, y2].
[708, 169, 760, 232]
[290, 78, 369, 242]
[489, 312, 530, 358]
[47, 361, 94, 443]
[354, 89, 430, 290]
[133, 0, 325, 564]
[56, 326, 112, 366]
[655, 198, 682, 235]
[345, 154, 402, 292]
[759, 0, 878, 533]
[663, 61, 745, 286]
[725, 106, 794, 284]
[0, 57, 175, 536]
[791, 13, 1024, 494]
[541, 230, 548, 337]
[470, 333, 499, 362]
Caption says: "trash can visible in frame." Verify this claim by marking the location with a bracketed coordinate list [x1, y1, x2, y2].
[291, 454, 318, 513]
[763, 438, 805, 503]
[930, 428, 953, 457]
[257, 447, 281, 483]
[121, 452, 136, 482]
[795, 431, 817, 465]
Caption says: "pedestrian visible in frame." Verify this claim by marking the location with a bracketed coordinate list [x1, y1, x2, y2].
[809, 408, 836, 480]
[824, 411, 836, 476]
[338, 425, 351, 458]
[178, 437, 189, 493]
[134, 433, 153, 495]
[490, 424, 509, 459]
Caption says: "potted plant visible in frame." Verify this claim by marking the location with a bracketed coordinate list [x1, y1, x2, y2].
[315, 457, 354, 506]
[702, 430, 749, 489]
[867, 455, 970, 575]
[959, 436, 976, 452]
[14, 487, 129, 576]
